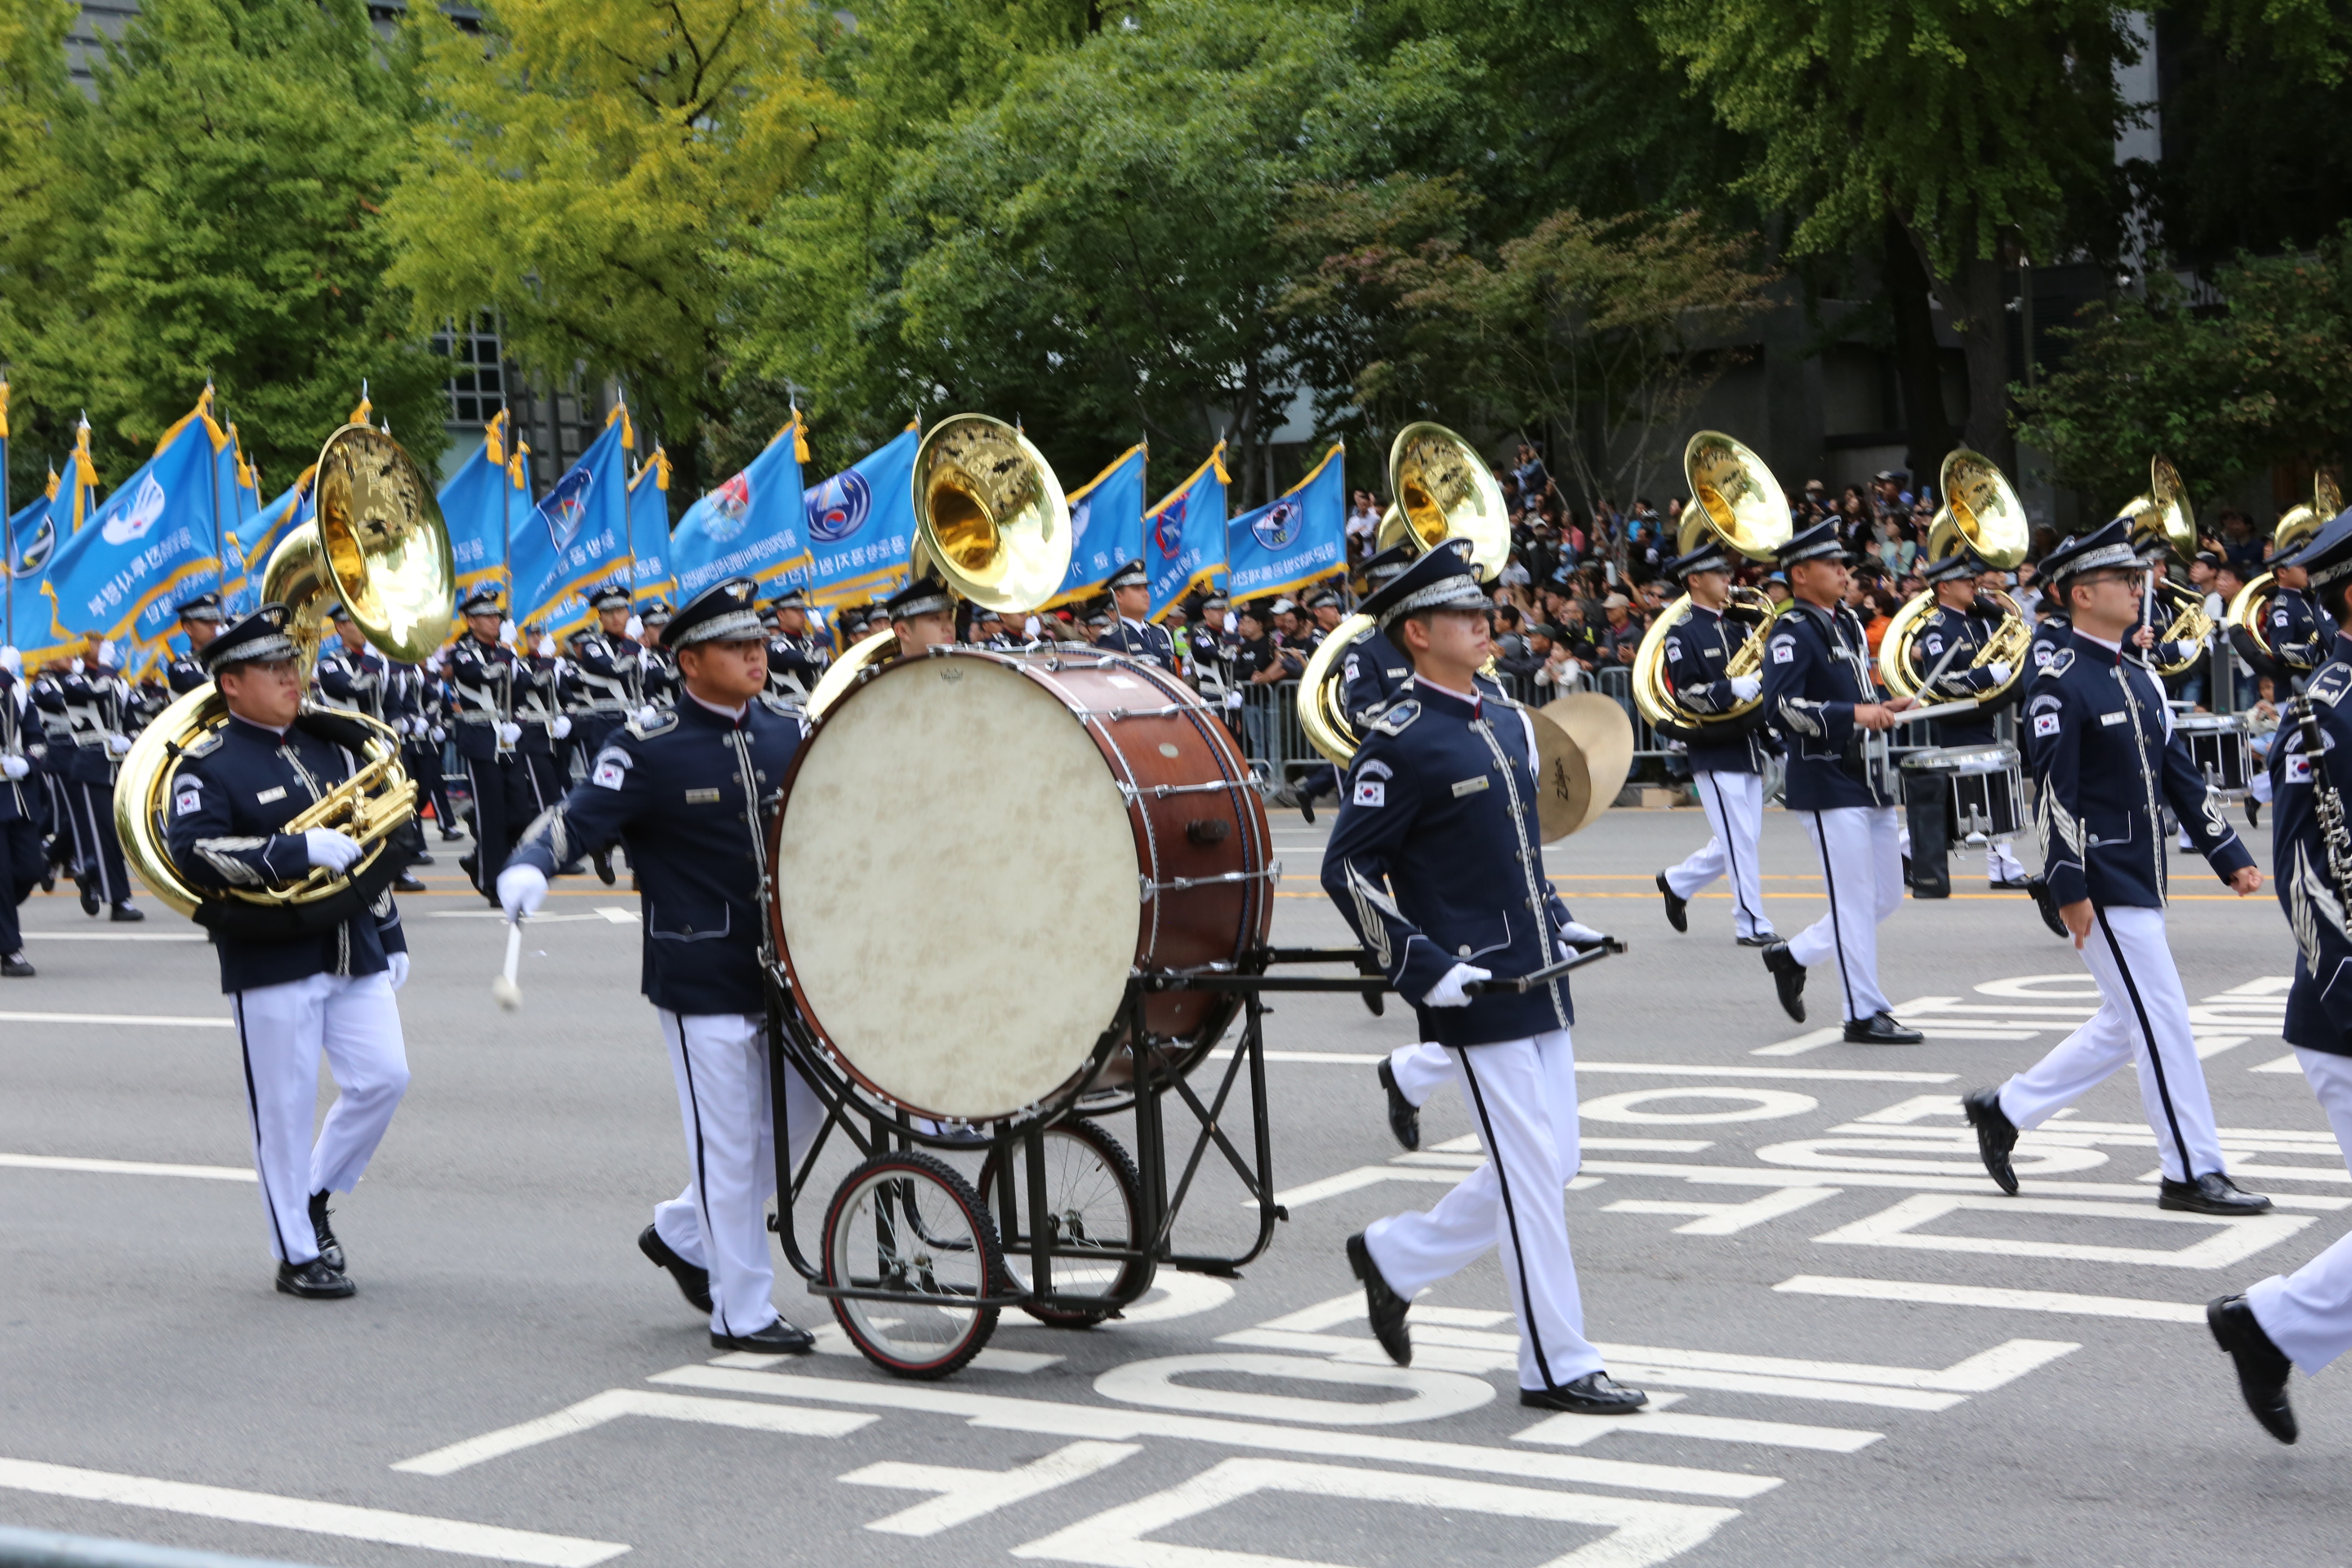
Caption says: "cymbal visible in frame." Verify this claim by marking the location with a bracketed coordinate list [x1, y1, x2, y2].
[1532, 693, 1636, 840]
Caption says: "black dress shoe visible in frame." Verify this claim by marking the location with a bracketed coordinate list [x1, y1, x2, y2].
[2247, 798, 2263, 829]
[1520, 1371, 1648, 1414]
[1377, 1059, 1420, 1152]
[2, 951, 33, 978]
[2160, 1173, 2274, 1215]
[411, 850, 435, 866]
[306, 1190, 345, 1271]
[2023, 874, 2069, 938]
[639, 1224, 713, 1313]
[1762, 942, 1806, 1022]
[77, 871, 98, 917]
[1297, 793, 1315, 826]
[439, 827, 466, 842]
[592, 847, 617, 886]
[2207, 1294, 2296, 1444]
[1962, 1087, 2020, 1195]
[1989, 877, 2031, 891]
[275, 1258, 354, 1299]
[1346, 1232, 1411, 1366]
[1735, 933, 1779, 948]
[1901, 853, 1913, 888]
[109, 903, 144, 922]
[711, 1318, 815, 1354]
[39, 866, 56, 893]
[1843, 1011, 1922, 1045]
[393, 872, 426, 893]
[1655, 872, 1687, 933]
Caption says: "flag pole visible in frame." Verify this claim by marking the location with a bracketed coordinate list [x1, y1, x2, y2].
[2, 375, 13, 647]
[205, 382, 226, 621]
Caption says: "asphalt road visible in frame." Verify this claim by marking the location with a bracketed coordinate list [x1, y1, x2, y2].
[3, 800, 2347, 1568]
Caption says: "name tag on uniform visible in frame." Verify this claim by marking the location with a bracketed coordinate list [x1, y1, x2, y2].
[1451, 777, 1490, 797]
[2101, 711, 2127, 726]
[684, 787, 722, 804]
[256, 786, 287, 804]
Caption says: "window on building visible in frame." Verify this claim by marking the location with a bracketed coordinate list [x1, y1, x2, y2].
[433, 314, 507, 426]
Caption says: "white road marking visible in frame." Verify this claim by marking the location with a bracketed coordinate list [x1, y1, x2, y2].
[394, 1389, 874, 1476]
[1775, 1275, 2206, 1323]
[1010, 1457, 1739, 1568]
[1250, 1054, 1955, 1084]
[0, 1011, 230, 1028]
[808, 1321, 1062, 1374]
[843, 1441, 1138, 1536]
[1093, 1352, 1494, 1426]
[431, 908, 639, 924]
[1517, 1409, 1882, 1454]
[0, 1456, 629, 1566]
[1811, 1194, 2313, 1269]
[1606, 1186, 1843, 1236]
[1583, 1088, 1819, 1125]
[0, 1153, 252, 1182]
[1751, 1028, 1848, 1057]
[2252, 1054, 2304, 1073]
[1570, 1159, 2349, 1209]
[645, 1365, 1781, 1500]
[1269, 1167, 1602, 1209]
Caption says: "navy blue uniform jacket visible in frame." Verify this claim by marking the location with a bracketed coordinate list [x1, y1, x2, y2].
[1102, 617, 1178, 675]
[165, 715, 408, 992]
[1339, 624, 1505, 728]
[2270, 642, 2352, 1057]
[1908, 603, 2005, 748]
[1762, 599, 1886, 810]
[506, 694, 803, 1015]
[1321, 680, 1576, 1049]
[1664, 602, 1770, 773]
[2025, 630, 2252, 911]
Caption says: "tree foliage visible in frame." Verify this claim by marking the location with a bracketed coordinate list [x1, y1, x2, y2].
[2014, 230, 2352, 501]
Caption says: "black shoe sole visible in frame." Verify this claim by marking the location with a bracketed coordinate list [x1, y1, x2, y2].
[710, 1326, 815, 1354]
[1377, 1061, 1420, 1153]
[275, 1272, 355, 1300]
[1346, 1234, 1412, 1367]
[2208, 1297, 2298, 1444]
[639, 1226, 714, 1313]
[1518, 1387, 1649, 1415]
[1656, 874, 1687, 933]
[2161, 1194, 2276, 1216]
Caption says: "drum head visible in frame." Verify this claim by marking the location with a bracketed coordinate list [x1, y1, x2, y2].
[1535, 693, 1635, 840]
[774, 656, 1142, 1120]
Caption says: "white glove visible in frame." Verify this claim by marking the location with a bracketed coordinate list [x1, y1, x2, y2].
[1225, 691, 1243, 709]
[536, 635, 556, 658]
[550, 715, 573, 739]
[1984, 662, 2012, 686]
[497, 722, 523, 744]
[497, 863, 548, 922]
[1729, 673, 1762, 702]
[385, 951, 410, 991]
[500, 618, 518, 644]
[635, 705, 660, 727]
[0, 646, 20, 675]
[303, 828, 363, 873]
[106, 733, 132, 756]
[625, 614, 644, 639]
[68, 657, 84, 675]
[1557, 920, 1608, 949]
[2, 755, 28, 780]
[1423, 962, 1491, 1008]
[97, 640, 117, 668]
[430, 724, 446, 743]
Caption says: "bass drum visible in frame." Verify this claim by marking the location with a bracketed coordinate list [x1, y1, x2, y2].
[768, 648, 1274, 1127]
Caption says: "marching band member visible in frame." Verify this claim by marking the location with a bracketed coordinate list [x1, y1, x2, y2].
[1, 651, 39, 977]
[1322, 541, 1646, 1416]
[2265, 555, 2333, 691]
[315, 606, 425, 893]
[33, 633, 142, 922]
[391, 657, 460, 843]
[1902, 544, 2026, 890]
[637, 600, 678, 711]
[2210, 510, 2352, 1446]
[887, 576, 959, 659]
[514, 623, 570, 812]
[165, 604, 412, 1299]
[763, 587, 831, 699]
[166, 593, 228, 695]
[447, 590, 528, 904]
[1654, 535, 1779, 946]
[1101, 560, 1179, 673]
[497, 577, 821, 1353]
[1962, 519, 2270, 1215]
[1756, 520, 1916, 1042]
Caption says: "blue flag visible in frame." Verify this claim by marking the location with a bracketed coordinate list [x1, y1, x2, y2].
[791, 423, 920, 608]
[1045, 443, 1147, 609]
[671, 418, 816, 602]
[1147, 443, 1228, 621]
[1224, 443, 1347, 602]
[228, 467, 316, 605]
[511, 409, 631, 634]
[629, 447, 679, 604]
[42, 393, 234, 671]
[6, 482, 58, 653]
[437, 411, 530, 601]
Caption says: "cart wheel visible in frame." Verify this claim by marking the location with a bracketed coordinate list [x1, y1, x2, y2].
[822, 1150, 1001, 1379]
[979, 1117, 1152, 1327]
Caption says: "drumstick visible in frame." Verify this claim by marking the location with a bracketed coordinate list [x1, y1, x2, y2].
[492, 920, 523, 1011]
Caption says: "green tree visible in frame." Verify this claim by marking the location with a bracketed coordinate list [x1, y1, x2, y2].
[2013, 232, 2352, 504]
[386, 0, 842, 503]
[15, 0, 444, 489]
[0, 0, 88, 494]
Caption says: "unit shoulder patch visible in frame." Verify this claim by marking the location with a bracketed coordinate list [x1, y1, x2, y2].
[1368, 699, 1420, 736]
[177, 729, 223, 759]
[626, 710, 679, 741]
[2039, 648, 2075, 679]
[2310, 666, 2352, 706]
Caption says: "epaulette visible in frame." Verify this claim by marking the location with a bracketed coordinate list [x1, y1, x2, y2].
[756, 691, 808, 721]
[2039, 648, 2074, 679]
[178, 728, 224, 759]
[2311, 665, 2352, 706]
[626, 708, 679, 740]
[1368, 698, 1420, 736]
[1348, 624, 1379, 648]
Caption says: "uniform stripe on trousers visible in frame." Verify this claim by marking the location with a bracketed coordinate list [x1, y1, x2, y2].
[1810, 811, 1860, 1022]
[2094, 904, 2196, 1178]
[233, 995, 301, 1263]
[675, 1040, 730, 1337]
[1706, 773, 1759, 933]
[1457, 1049, 1557, 1392]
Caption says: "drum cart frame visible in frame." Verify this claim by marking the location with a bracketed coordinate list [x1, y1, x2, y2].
[763, 947, 1389, 1379]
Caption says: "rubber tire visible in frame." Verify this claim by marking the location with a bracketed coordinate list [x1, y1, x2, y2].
[979, 1117, 1152, 1327]
[822, 1149, 1001, 1379]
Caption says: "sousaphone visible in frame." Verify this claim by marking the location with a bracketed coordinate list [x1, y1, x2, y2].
[2225, 470, 2343, 676]
[1630, 431, 1792, 741]
[1877, 448, 2034, 706]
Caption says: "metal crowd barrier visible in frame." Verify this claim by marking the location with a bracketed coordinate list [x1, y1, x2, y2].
[0, 1528, 318, 1568]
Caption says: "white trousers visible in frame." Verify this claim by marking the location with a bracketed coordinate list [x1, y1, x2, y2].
[651, 1009, 827, 1338]
[1997, 903, 2221, 1183]
[1986, 838, 2027, 881]
[1664, 770, 1772, 940]
[2247, 1048, 2352, 1374]
[1788, 807, 1903, 1022]
[1365, 1030, 1601, 1392]
[1389, 1040, 1454, 1109]
[230, 971, 409, 1265]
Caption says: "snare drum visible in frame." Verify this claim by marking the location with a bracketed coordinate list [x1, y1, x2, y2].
[1900, 742, 2024, 843]
[768, 647, 1273, 1125]
[2176, 712, 2251, 796]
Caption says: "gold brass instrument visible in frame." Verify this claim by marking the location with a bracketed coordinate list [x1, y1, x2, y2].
[1298, 423, 1514, 767]
[807, 413, 1074, 719]
[115, 424, 456, 920]
[1878, 449, 2034, 706]
[2224, 470, 2342, 675]
[1370, 422, 1513, 584]
[1629, 432, 1793, 740]
[2112, 455, 2213, 678]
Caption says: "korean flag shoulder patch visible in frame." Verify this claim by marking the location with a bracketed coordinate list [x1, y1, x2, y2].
[1770, 635, 1796, 665]
[1352, 779, 1387, 808]
[2033, 712, 2061, 738]
[172, 777, 203, 817]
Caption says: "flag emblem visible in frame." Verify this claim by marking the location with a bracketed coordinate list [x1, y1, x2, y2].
[805, 471, 871, 544]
